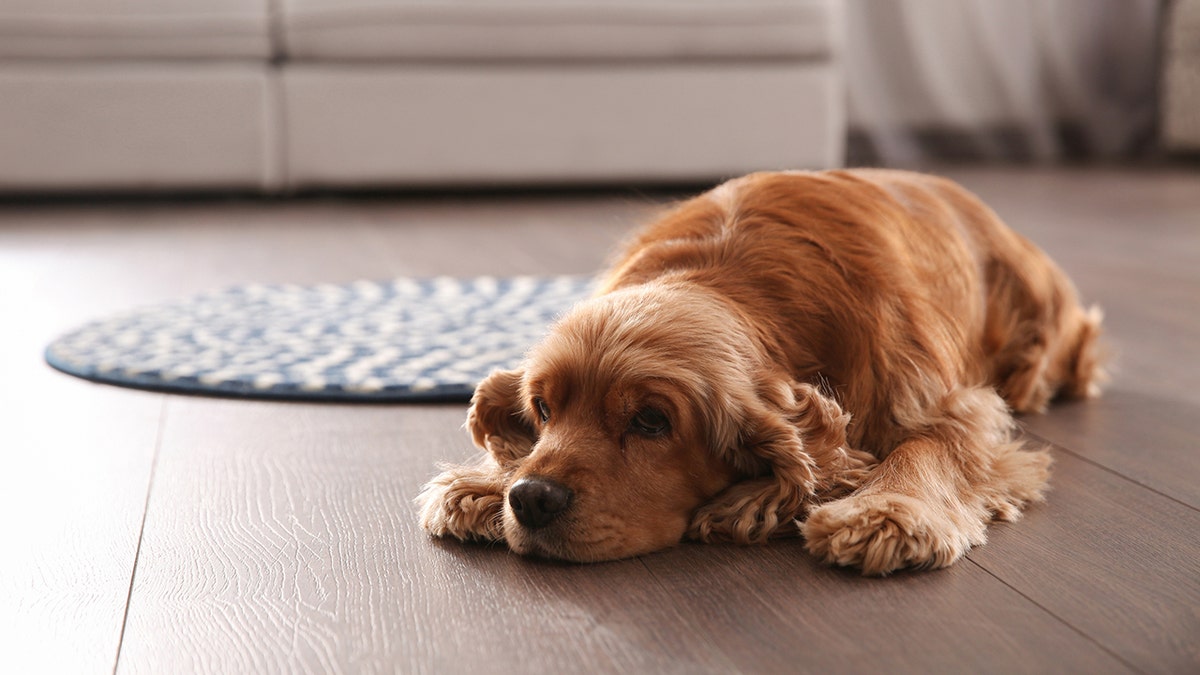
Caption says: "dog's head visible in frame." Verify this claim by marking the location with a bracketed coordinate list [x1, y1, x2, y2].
[467, 282, 839, 561]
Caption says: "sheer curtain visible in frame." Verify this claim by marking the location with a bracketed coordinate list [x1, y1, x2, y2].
[844, 0, 1164, 164]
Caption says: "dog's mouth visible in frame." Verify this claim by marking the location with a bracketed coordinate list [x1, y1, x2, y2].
[507, 529, 577, 561]
[500, 497, 625, 562]
[502, 502, 670, 563]
[507, 526, 632, 563]
[504, 521, 581, 561]
[502, 504, 600, 562]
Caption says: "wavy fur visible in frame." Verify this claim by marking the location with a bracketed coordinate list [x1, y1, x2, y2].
[419, 169, 1103, 574]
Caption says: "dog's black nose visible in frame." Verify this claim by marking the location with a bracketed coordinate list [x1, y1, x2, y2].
[508, 477, 573, 529]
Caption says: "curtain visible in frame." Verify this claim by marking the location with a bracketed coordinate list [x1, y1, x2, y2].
[844, 0, 1164, 164]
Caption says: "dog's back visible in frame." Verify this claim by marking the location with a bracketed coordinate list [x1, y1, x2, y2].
[602, 169, 1103, 454]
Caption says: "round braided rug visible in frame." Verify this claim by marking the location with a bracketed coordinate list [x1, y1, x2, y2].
[45, 276, 594, 402]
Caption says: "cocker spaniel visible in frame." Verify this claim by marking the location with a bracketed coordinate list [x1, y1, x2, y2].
[418, 169, 1104, 575]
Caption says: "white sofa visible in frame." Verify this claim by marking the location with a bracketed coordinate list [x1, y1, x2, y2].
[0, 0, 844, 192]
[1165, 0, 1200, 153]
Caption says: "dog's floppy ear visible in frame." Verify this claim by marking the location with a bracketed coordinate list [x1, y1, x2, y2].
[746, 379, 875, 497]
[692, 378, 875, 544]
[467, 368, 537, 466]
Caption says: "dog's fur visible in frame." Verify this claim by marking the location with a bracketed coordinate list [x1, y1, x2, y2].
[418, 169, 1104, 575]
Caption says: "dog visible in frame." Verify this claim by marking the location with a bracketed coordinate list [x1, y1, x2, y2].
[418, 169, 1104, 575]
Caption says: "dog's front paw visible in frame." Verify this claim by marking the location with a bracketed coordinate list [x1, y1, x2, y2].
[688, 478, 802, 545]
[416, 464, 507, 543]
[801, 493, 983, 575]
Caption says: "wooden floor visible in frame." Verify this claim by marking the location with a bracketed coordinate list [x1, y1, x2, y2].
[2, 167, 1197, 674]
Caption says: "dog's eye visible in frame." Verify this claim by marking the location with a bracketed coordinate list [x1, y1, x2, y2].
[534, 398, 550, 423]
[629, 408, 670, 437]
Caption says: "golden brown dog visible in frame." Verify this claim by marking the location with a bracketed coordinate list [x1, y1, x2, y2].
[418, 169, 1104, 575]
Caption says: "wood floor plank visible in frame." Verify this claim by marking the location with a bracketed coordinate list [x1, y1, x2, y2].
[1020, 391, 1200, 509]
[116, 399, 743, 674]
[0, 199, 425, 672]
[0, 380, 160, 675]
[0, 240, 164, 673]
[967, 447, 1200, 673]
[117, 398, 1128, 674]
[638, 540, 1129, 674]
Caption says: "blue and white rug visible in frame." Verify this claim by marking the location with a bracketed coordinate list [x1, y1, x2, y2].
[45, 276, 594, 402]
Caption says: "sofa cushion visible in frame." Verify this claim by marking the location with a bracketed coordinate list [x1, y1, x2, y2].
[282, 0, 835, 62]
[282, 62, 842, 186]
[0, 64, 280, 190]
[0, 0, 272, 60]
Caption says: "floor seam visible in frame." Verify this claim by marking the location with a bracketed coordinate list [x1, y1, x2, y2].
[966, 558, 1144, 675]
[111, 395, 169, 675]
[1022, 428, 1199, 514]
